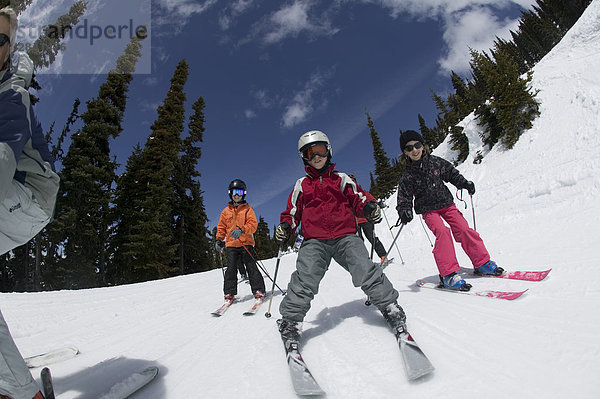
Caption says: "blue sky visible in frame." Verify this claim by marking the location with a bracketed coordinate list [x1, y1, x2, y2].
[21, 0, 533, 232]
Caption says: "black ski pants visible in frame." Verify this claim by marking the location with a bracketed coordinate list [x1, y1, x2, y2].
[358, 221, 387, 259]
[223, 245, 265, 296]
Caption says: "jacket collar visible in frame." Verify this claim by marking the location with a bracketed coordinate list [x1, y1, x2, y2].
[305, 162, 335, 179]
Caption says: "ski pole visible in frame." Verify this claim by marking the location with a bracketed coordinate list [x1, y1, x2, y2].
[382, 210, 404, 264]
[419, 215, 434, 247]
[385, 222, 406, 256]
[470, 194, 477, 231]
[241, 244, 286, 294]
[265, 245, 285, 319]
[370, 227, 375, 261]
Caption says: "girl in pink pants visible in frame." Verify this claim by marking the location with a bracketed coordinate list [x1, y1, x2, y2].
[395, 130, 503, 291]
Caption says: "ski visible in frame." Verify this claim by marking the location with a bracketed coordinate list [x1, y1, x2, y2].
[394, 326, 435, 380]
[472, 268, 551, 282]
[98, 366, 159, 399]
[283, 341, 325, 396]
[211, 297, 235, 316]
[243, 296, 265, 316]
[375, 257, 395, 269]
[416, 279, 527, 300]
[25, 346, 79, 368]
[41, 367, 55, 399]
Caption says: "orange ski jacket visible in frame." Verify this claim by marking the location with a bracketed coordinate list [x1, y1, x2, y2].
[216, 202, 257, 248]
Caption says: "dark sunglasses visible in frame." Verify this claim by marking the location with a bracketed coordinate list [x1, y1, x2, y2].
[301, 143, 329, 161]
[404, 142, 423, 152]
[0, 33, 9, 47]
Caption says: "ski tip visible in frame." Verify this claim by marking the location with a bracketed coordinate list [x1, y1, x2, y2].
[407, 367, 435, 381]
[507, 288, 529, 300]
[141, 366, 159, 378]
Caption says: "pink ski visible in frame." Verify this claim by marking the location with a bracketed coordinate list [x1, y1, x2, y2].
[493, 268, 551, 282]
[416, 279, 528, 301]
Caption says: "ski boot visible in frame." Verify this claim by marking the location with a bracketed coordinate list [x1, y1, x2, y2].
[224, 294, 235, 301]
[440, 272, 472, 291]
[474, 260, 504, 276]
[277, 318, 302, 351]
[254, 291, 265, 300]
[381, 302, 407, 337]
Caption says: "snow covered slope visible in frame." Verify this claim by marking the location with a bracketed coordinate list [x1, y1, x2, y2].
[2, 1, 600, 398]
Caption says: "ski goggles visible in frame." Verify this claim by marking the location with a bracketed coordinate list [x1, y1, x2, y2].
[301, 143, 329, 161]
[230, 188, 246, 197]
[404, 142, 423, 152]
[0, 34, 9, 48]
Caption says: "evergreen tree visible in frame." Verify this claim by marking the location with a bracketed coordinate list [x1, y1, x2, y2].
[47, 33, 145, 289]
[173, 96, 212, 274]
[26, 1, 87, 69]
[255, 217, 277, 259]
[109, 144, 145, 285]
[471, 48, 540, 149]
[366, 112, 397, 199]
[119, 60, 189, 282]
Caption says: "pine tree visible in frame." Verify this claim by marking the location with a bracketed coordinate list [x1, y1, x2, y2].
[119, 60, 189, 282]
[46, 33, 145, 289]
[173, 96, 212, 274]
[471, 48, 540, 150]
[366, 112, 397, 199]
[26, 1, 87, 69]
[109, 144, 145, 285]
[255, 217, 277, 259]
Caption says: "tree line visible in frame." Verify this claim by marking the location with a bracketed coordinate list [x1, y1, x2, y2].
[367, 0, 591, 199]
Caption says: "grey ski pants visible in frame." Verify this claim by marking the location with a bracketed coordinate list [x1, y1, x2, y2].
[0, 310, 40, 399]
[279, 234, 399, 322]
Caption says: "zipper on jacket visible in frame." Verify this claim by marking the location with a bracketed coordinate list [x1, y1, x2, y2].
[320, 176, 322, 184]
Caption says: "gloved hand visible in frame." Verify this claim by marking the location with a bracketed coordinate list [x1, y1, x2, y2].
[399, 209, 413, 224]
[215, 240, 225, 253]
[230, 228, 243, 239]
[363, 201, 382, 224]
[274, 222, 291, 243]
[463, 181, 476, 195]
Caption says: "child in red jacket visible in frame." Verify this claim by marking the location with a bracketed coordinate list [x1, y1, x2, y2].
[273, 130, 406, 349]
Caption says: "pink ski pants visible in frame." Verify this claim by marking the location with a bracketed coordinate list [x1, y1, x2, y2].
[422, 204, 490, 277]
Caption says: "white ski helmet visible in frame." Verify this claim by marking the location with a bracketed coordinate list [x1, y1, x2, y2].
[297, 130, 332, 160]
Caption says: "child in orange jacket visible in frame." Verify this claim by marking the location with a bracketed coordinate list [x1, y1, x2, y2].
[215, 179, 265, 301]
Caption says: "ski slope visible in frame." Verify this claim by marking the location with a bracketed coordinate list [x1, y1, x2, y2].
[2, 1, 600, 398]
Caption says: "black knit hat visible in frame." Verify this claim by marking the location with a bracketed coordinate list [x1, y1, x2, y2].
[399, 130, 424, 151]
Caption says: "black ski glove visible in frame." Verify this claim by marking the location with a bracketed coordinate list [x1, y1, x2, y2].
[363, 201, 382, 224]
[274, 222, 291, 243]
[399, 209, 413, 224]
[463, 181, 476, 195]
[215, 240, 225, 253]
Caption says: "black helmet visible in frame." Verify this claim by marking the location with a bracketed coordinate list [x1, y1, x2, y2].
[228, 179, 247, 201]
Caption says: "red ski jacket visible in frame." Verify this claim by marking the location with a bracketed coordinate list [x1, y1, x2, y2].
[280, 163, 372, 240]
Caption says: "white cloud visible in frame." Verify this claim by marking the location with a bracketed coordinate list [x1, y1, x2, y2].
[219, 0, 257, 30]
[245, 109, 257, 118]
[438, 6, 522, 74]
[281, 68, 332, 128]
[260, 0, 339, 45]
[153, 0, 218, 32]
[364, 0, 536, 74]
